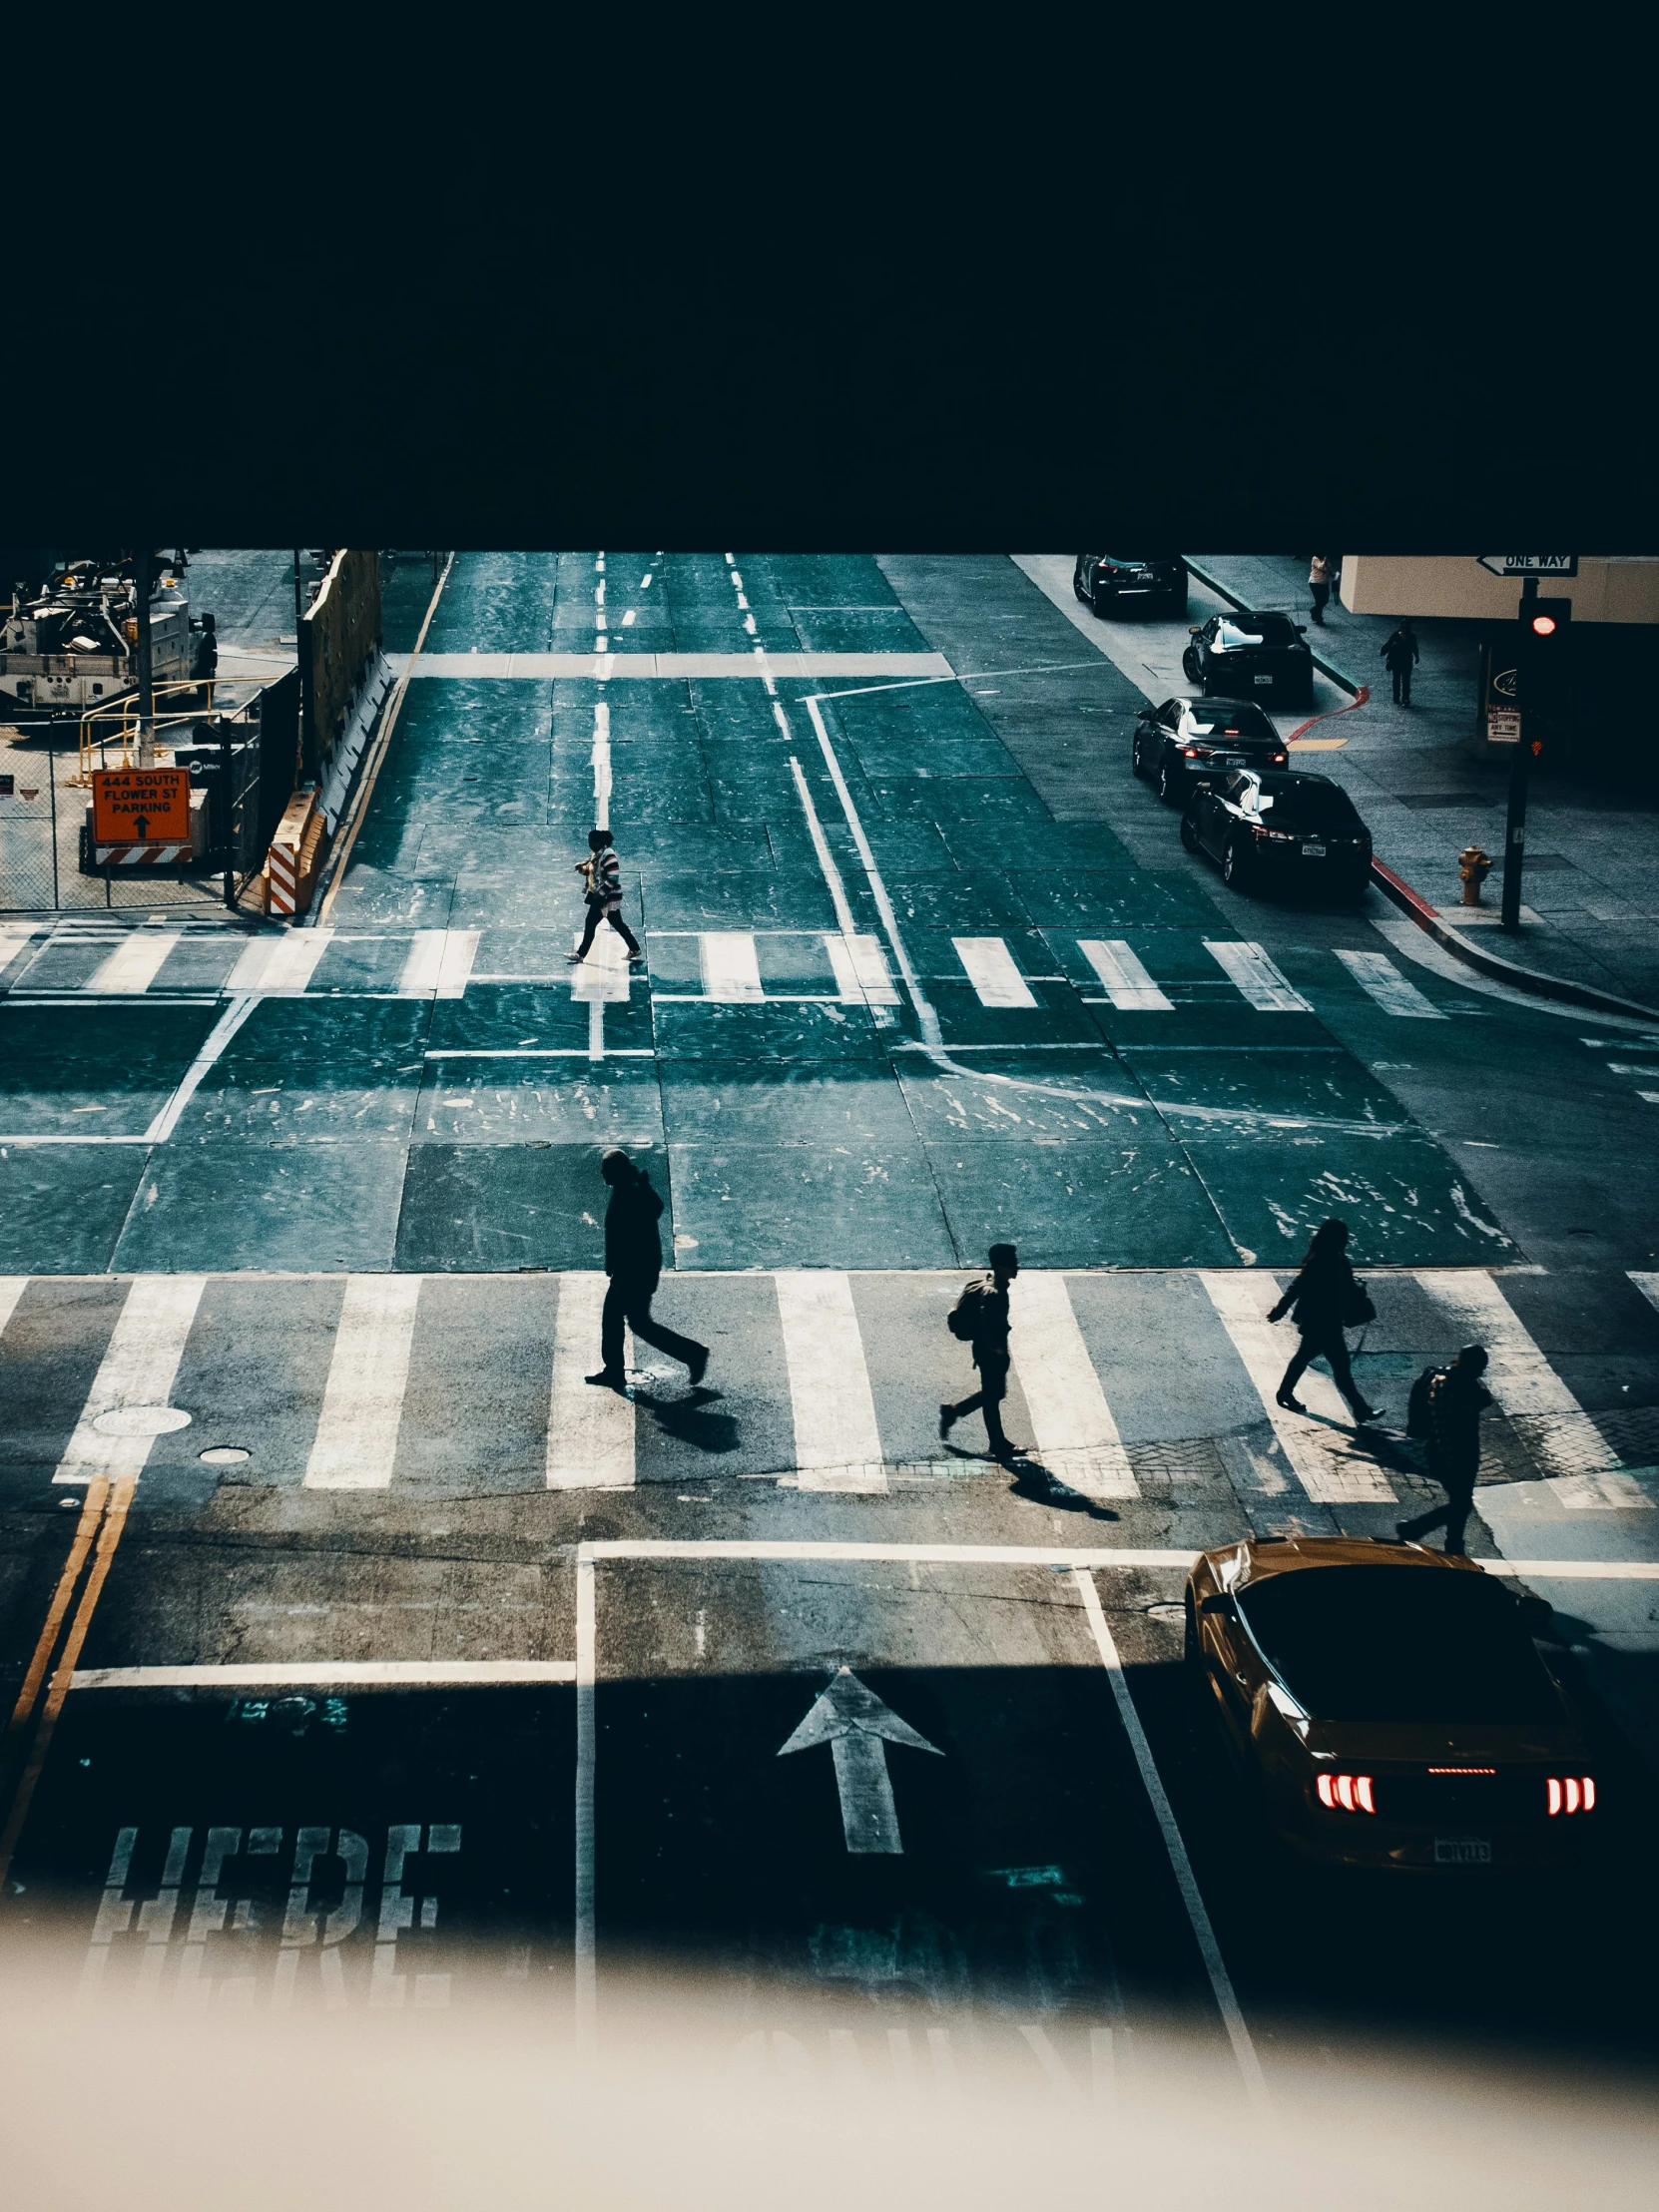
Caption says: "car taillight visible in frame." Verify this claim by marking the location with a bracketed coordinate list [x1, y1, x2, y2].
[1182, 746, 1200, 757]
[1546, 1776, 1596, 1815]
[1317, 1773, 1376, 1814]
[1272, 752, 1287, 763]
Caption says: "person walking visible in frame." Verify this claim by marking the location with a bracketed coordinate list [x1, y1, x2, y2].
[939, 1243, 1027, 1463]
[585, 1148, 709, 1390]
[569, 828, 644, 966]
[1396, 1346, 1492, 1554]
[1267, 1217, 1383, 1425]
[1381, 621, 1419, 707]
[1308, 554, 1333, 626]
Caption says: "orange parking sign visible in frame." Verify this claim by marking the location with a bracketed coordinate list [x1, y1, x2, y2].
[91, 766, 192, 844]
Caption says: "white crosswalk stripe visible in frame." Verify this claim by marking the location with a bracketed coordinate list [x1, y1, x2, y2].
[1200, 1271, 1396, 1504]
[228, 928, 336, 993]
[0, 1277, 28, 1338]
[700, 932, 765, 1002]
[1335, 948, 1447, 1018]
[53, 1277, 208, 1484]
[397, 929, 480, 998]
[547, 1274, 634, 1488]
[570, 923, 631, 1003]
[826, 933, 899, 1006]
[1008, 1274, 1139, 1498]
[952, 937, 1035, 1008]
[85, 927, 185, 995]
[1631, 1272, 1659, 1316]
[303, 1278, 423, 1489]
[1203, 940, 1313, 1013]
[776, 1271, 887, 1491]
[0, 922, 40, 975]
[1417, 1271, 1653, 1509]
[1077, 939, 1173, 1011]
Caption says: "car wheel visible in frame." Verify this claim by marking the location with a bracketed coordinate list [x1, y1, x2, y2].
[1222, 836, 1252, 890]
[1072, 565, 1086, 603]
[1131, 735, 1147, 781]
[1181, 647, 1201, 682]
[1179, 807, 1203, 853]
[1158, 759, 1182, 806]
[1089, 584, 1109, 619]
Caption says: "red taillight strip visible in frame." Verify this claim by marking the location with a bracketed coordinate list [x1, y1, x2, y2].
[1317, 1773, 1376, 1814]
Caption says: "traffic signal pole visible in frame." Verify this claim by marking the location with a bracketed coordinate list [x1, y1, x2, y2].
[1499, 578, 1535, 932]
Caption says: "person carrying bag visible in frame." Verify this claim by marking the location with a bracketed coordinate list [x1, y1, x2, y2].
[1267, 1216, 1382, 1425]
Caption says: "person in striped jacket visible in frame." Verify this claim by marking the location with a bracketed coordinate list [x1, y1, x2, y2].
[570, 828, 644, 965]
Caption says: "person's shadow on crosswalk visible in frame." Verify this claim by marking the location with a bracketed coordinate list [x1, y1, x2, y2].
[631, 1382, 741, 1456]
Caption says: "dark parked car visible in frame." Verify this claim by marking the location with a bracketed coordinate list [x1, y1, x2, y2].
[1132, 694, 1289, 805]
[1182, 608, 1315, 710]
[1180, 767, 1373, 896]
[1073, 554, 1188, 618]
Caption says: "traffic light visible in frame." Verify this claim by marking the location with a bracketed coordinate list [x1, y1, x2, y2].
[1518, 595, 1572, 758]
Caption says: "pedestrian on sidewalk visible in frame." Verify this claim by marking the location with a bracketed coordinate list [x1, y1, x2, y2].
[1267, 1217, 1383, 1426]
[1396, 1346, 1492, 1555]
[939, 1243, 1028, 1463]
[585, 1148, 709, 1391]
[1308, 555, 1333, 626]
[1381, 621, 1419, 706]
[569, 828, 644, 966]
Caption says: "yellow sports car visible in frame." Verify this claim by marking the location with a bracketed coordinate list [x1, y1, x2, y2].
[1184, 1536, 1598, 1870]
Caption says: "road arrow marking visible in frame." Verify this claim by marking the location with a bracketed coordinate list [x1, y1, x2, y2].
[777, 1667, 941, 1854]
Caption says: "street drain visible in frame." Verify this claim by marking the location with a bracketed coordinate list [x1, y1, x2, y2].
[92, 1405, 191, 1437]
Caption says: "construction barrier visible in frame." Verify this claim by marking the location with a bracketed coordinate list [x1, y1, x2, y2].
[264, 789, 327, 916]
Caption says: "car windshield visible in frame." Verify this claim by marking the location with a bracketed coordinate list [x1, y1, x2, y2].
[1255, 780, 1361, 828]
[1190, 704, 1277, 742]
[1236, 1566, 1561, 1724]
[1216, 614, 1301, 649]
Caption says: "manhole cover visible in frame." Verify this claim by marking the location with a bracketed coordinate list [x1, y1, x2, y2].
[199, 1445, 252, 1466]
[91, 1405, 192, 1438]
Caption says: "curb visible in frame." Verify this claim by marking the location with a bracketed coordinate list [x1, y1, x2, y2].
[1369, 857, 1659, 1025]
[1183, 556, 1362, 698]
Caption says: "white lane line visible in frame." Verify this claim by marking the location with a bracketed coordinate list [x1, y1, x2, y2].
[952, 936, 1036, 1009]
[1200, 1271, 1395, 1504]
[143, 992, 263, 1143]
[436, 929, 480, 998]
[787, 754, 857, 934]
[1009, 1274, 1139, 1499]
[1077, 939, 1173, 1011]
[570, 921, 632, 1003]
[70, 1660, 576, 1690]
[86, 928, 184, 994]
[1071, 1569, 1268, 2113]
[1640, 1092, 1659, 1106]
[775, 1272, 887, 1492]
[303, 1277, 423, 1489]
[700, 932, 765, 1002]
[1630, 1272, 1659, 1316]
[227, 928, 336, 993]
[0, 921, 40, 975]
[1417, 1271, 1652, 1509]
[1334, 948, 1448, 1019]
[1606, 1063, 1659, 1077]
[826, 935, 899, 1006]
[0, 1276, 29, 1337]
[423, 1047, 654, 1058]
[591, 699, 612, 827]
[1204, 940, 1314, 1012]
[548, 1274, 634, 1489]
[53, 1277, 208, 1484]
[574, 1538, 1656, 1576]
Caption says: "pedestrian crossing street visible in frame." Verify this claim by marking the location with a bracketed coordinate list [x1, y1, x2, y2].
[0, 915, 1462, 1020]
[3, 1265, 1653, 1515]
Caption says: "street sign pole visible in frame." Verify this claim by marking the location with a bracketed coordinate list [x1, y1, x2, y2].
[1500, 578, 1536, 931]
[135, 545, 155, 768]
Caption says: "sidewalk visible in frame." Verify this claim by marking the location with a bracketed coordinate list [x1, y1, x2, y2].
[1190, 554, 1659, 1011]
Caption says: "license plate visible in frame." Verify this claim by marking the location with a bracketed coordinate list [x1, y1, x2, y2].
[1434, 1837, 1491, 1865]
[1253, 673, 1273, 685]
[1302, 842, 1327, 857]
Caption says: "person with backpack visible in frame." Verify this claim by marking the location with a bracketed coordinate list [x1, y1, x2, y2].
[1380, 621, 1420, 707]
[569, 828, 645, 966]
[585, 1148, 708, 1391]
[1397, 1345, 1492, 1554]
[1266, 1217, 1383, 1425]
[939, 1243, 1027, 1463]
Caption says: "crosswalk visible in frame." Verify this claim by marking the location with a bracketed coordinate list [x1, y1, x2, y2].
[0, 916, 1463, 1021]
[4, 1266, 1653, 1517]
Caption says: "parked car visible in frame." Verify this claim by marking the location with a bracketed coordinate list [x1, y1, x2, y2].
[1073, 554, 1188, 619]
[1182, 608, 1315, 710]
[1180, 767, 1373, 896]
[1186, 1535, 1597, 1871]
[1132, 695, 1289, 805]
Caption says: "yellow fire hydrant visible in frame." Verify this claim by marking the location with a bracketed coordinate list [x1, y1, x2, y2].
[1458, 845, 1492, 905]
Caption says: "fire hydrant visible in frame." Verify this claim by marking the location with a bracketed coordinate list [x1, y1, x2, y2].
[1458, 845, 1492, 905]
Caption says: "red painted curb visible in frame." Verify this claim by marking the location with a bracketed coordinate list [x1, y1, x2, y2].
[1369, 856, 1659, 1025]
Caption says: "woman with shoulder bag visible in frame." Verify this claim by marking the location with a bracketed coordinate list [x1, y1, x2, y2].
[1266, 1216, 1382, 1425]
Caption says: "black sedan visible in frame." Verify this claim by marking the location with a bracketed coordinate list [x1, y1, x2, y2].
[1180, 768, 1373, 897]
[1073, 554, 1188, 618]
[1182, 608, 1315, 710]
[1132, 695, 1288, 805]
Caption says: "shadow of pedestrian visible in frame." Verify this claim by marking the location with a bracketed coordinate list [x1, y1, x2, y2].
[1008, 1458, 1120, 1521]
[633, 1384, 741, 1456]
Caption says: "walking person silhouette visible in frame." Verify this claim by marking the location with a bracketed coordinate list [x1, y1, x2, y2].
[1267, 1217, 1383, 1426]
[569, 828, 644, 965]
[586, 1148, 708, 1391]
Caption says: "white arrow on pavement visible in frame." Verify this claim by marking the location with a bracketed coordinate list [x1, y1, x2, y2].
[777, 1667, 942, 1855]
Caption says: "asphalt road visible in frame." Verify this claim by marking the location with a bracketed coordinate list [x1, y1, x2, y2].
[4, 552, 1659, 2088]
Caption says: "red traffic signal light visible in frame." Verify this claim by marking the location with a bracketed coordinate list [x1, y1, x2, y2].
[1530, 613, 1558, 636]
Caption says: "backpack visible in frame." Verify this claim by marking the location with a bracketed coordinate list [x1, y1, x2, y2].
[1406, 1365, 1446, 1441]
[947, 1279, 993, 1342]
